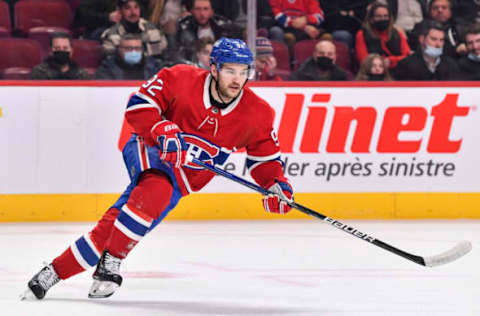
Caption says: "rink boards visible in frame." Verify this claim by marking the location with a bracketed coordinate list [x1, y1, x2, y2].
[0, 81, 479, 221]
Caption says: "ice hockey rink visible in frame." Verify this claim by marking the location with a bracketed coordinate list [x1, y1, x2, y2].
[1, 219, 478, 316]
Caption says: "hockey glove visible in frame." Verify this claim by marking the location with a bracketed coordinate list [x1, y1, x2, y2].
[262, 178, 294, 214]
[151, 120, 188, 168]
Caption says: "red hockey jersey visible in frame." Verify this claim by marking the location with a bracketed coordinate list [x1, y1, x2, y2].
[270, 0, 325, 27]
[125, 65, 284, 195]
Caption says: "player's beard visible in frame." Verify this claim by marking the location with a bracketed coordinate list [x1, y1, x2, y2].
[216, 76, 244, 102]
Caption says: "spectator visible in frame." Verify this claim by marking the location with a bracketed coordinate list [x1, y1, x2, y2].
[289, 39, 348, 81]
[31, 33, 90, 80]
[320, 0, 371, 51]
[269, 0, 326, 47]
[74, 0, 151, 40]
[150, 0, 187, 35]
[453, 0, 480, 26]
[392, 21, 460, 80]
[458, 23, 480, 80]
[410, 0, 467, 58]
[241, 0, 275, 31]
[254, 37, 282, 81]
[177, 0, 233, 61]
[355, 53, 393, 80]
[95, 34, 163, 80]
[211, 0, 240, 22]
[355, 2, 411, 69]
[101, 0, 167, 58]
[193, 37, 214, 69]
[183, 0, 240, 21]
[377, 0, 426, 34]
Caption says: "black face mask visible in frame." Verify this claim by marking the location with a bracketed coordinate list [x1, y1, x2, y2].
[52, 51, 70, 65]
[315, 56, 333, 70]
[372, 20, 389, 31]
[122, 19, 141, 33]
[368, 73, 385, 81]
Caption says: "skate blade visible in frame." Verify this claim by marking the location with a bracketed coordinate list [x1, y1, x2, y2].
[88, 280, 119, 299]
[19, 288, 36, 301]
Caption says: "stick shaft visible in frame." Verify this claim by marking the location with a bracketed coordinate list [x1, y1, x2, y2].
[192, 158, 426, 266]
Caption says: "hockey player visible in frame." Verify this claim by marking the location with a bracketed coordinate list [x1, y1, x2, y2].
[22, 37, 294, 300]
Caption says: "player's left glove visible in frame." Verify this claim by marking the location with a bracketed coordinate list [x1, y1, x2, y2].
[262, 178, 294, 214]
[151, 120, 188, 168]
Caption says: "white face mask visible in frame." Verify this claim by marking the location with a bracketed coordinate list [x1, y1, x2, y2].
[468, 52, 480, 62]
[424, 45, 443, 58]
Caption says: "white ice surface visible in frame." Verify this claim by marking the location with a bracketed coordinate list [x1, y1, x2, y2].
[1, 220, 479, 316]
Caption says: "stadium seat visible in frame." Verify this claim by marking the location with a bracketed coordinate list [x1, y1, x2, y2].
[28, 26, 72, 55]
[2, 67, 31, 79]
[66, 0, 81, 14]
[0, 27, 9, 37]
[0, 0, 11, 36]
[0, 38, 42, 72]
[83, 67, 96, 78]
[14, 0, 72, 35]
[293, 40, 352, 73]
[270, 40, 290, 71]
[72, 39, 103, 69]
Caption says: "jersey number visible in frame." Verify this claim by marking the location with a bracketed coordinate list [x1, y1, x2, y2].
[142, 74, 164, 96]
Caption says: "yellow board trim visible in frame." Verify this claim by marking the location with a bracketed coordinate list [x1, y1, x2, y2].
[0, 193, 479, 222]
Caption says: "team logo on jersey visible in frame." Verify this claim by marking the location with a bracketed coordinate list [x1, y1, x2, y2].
[182, 134, 230, 170]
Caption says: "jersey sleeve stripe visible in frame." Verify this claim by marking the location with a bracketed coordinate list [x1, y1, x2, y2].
[246, 152, 281, 161]
[126, 92, 162, 115]
[246, 156, 283, 172]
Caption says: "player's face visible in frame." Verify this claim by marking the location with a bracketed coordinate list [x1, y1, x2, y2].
[215, 63, 249, 101]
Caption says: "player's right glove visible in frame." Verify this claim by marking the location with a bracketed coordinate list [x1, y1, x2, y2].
[262, 178, 294, 214]
[151, 120, 188, 168]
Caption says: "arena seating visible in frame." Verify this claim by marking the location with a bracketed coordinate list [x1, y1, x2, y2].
[14, 0, 72, 36]
[0, 0, 10, 37]
[0, 38, 42, 78]
[270, 39, 291, 79]
[71, 39, 103, 70]
[2, 66, 31, 79]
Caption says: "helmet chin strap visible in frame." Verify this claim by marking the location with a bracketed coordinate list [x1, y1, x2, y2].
[214, 75, 228, 106]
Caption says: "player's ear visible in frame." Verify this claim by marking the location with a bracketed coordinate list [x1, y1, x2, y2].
[210, 64, 218, 80]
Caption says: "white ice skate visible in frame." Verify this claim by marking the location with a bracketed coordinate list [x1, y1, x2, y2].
[88, 251, 123, 298]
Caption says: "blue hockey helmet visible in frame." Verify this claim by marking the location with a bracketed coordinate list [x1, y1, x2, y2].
[210, 37, 254, 77]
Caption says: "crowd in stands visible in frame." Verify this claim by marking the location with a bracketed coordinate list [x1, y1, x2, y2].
[0, 0, 479, 81]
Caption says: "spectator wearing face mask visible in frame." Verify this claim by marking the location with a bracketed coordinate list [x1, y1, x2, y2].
[31, 33, 90, 80]
[410, 0, 467, 59]
[392, 21, 460, 80]
[458, 23, 480, 80]
[355, 53, 393, 81]
[95, 34, 163, 80]
[289, 39, 348, 81]
[355, 2, 411, 69]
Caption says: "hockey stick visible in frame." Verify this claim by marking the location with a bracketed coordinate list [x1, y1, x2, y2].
[191, 157, 472, 267]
